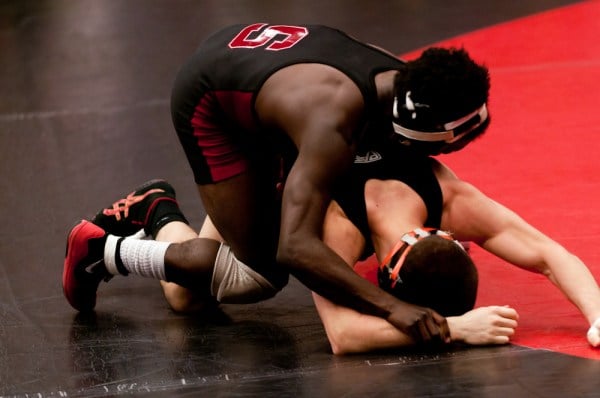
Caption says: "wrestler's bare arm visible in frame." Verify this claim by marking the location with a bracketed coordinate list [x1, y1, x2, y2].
[435, 160, 600, 345]
[257, 64, 449, 343]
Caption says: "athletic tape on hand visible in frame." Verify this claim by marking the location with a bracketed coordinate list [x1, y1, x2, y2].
[586, 318, 600, 347]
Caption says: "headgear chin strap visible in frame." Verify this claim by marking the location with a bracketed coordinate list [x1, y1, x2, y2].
[379, 228, 465, 289]
[392, 91, 488, 143]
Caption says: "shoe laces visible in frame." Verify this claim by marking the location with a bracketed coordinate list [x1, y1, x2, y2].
[102, 188, 165, 221]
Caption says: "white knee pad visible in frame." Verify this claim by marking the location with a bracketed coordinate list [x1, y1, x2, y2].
[211, 243, 280, 304]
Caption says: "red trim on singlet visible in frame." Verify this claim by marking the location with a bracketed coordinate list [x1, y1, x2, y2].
[190, 90, 256, 182]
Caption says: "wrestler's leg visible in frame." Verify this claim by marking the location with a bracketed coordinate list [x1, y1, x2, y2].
[198, 169, 279, 268]
[160, 217, 222, 313]
[164, 161, 284, 287]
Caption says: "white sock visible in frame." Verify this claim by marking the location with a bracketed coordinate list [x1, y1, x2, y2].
[104, 234, 170, 280]
[104, 234, 121, 275]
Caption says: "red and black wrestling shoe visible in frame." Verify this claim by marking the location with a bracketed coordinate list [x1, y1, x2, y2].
[63, 220, 110, 312]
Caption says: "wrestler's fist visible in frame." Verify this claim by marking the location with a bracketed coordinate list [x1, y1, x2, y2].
[587, 318, 600, 347]
[387, 301, 450, 345]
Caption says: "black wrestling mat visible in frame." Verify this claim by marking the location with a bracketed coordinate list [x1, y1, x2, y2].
[5, 276, 600, 397]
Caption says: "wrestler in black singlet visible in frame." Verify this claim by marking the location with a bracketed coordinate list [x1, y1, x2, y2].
[170, 23, 405, 184]
[333, 145, 443, 259]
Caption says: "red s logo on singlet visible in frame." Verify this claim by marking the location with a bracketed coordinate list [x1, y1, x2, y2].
[228, 23, 308, 51]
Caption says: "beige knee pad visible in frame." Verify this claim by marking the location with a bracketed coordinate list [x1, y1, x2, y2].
[211, 243, 280, 304]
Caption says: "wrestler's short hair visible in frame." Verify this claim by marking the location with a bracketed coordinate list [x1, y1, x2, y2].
[392, 47, 491, 155]
[378, 232, 478, 316]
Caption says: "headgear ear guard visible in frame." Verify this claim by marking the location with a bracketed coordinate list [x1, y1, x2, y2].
[392, 90, 488, 144]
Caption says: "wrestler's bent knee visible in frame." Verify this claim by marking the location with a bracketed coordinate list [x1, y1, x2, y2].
[211, 243, 288, 304]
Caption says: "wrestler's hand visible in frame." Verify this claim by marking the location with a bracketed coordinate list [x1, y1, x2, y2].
[587, 317, 600, 347]
[387, 302, 450, 345]
[448, 305, 518, 346]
